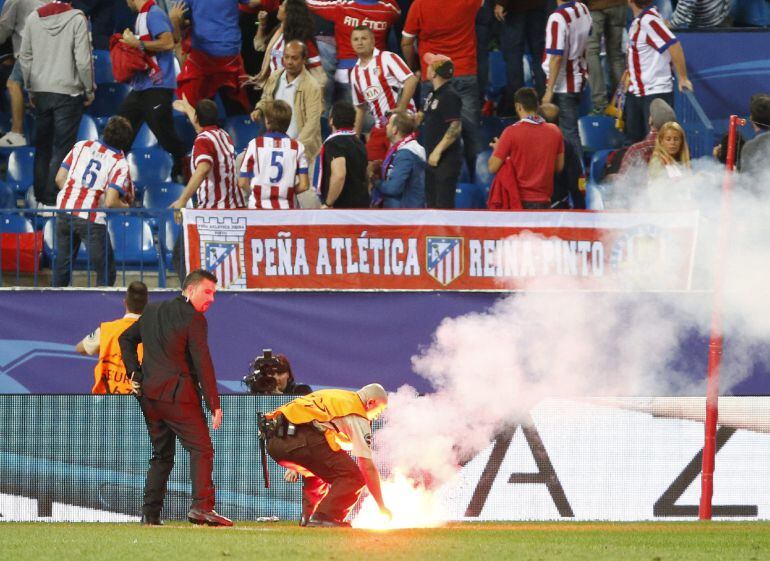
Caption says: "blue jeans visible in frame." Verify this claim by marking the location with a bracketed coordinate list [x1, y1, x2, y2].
[554, 92, 583, 162]
[624, 91, 674, 144]
[500, 9, 547, 99]
[53, 213, 116, 287]
[421, 76, 481, 181]
[33, 92, 84, 205]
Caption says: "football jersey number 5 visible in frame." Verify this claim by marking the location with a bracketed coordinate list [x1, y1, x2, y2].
[82, 159, 102, 189]
[269, 151, 284, 183]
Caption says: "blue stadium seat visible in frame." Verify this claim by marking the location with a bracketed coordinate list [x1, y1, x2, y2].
[455, 182, 485, 209]
[732, 0, 770, 26]
[132, 123, 159, 149]
[88, 82, 130, 129]
[77, 114, 99, 141]
[474, 149, 494, 188]
[142, 182, 184, 230]
[479, 116, 505, 147]
[0, 182, 15, 209]
[142, 182, 184, 210]
[225, 115, 261, 153]
[488, 50, 506, 98]
[589, 149, 614, 184]
[174, 113, 198, 147]
[108, 215, 158, 266]
[161, 216, 180, 270]
[128, 147, 173, 193]
[6, 148, 35, 197]
[93, 50, 114, 84]
[0, 214, 32, 233]
[578, 115, 625, 155]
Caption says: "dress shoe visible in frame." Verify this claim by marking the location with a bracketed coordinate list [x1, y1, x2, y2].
[187, 508, 234, 527]
[305, 514, 351, 528]
[299, 514, 310, 527]
[140, 514, 163, 526]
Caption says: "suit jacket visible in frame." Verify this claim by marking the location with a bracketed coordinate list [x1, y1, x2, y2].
[119, 295, 220, 412]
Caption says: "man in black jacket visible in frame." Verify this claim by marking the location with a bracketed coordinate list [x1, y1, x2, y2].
[119, 269, 233, 527]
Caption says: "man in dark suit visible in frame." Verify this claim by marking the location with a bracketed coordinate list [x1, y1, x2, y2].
[119, 269, 233, 527]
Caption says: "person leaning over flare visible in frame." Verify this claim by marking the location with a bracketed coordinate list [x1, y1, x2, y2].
[263, 383, 392, 527]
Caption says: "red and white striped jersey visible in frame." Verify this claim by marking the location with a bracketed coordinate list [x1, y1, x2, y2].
[351, 49, 415, 125]
[239, 133, 309, 209]
[306, 0, 400, 62]
[192, 126, 246, 209]
[269, 32, 323, 74]
[542, 1, 592, 94]
[57, 140, 131, 224]
[627, 7, 678, 96]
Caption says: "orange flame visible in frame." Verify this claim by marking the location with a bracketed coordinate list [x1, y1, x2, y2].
[351, 472, 447, 530]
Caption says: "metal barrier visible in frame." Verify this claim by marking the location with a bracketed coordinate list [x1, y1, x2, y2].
[0, 208, 177, 288]
[675, 90, 716, 159]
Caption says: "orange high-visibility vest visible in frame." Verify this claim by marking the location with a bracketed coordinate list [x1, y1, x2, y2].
[92, 317, 143, 394]
[268, 389, 368, 451]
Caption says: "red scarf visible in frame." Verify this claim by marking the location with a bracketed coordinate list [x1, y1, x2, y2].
[38, 1, 73, 18]
[139, 0, 155, 13]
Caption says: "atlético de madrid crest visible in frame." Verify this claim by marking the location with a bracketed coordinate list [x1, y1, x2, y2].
[426, 237, 463, 286]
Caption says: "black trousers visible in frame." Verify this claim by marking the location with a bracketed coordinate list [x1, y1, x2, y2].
[267, 425, 365, 522]
[33, 92, 84, 205]
[118, 88, 188, 162]
[425, 149, 462, 209]
[139, 396, 215, 516]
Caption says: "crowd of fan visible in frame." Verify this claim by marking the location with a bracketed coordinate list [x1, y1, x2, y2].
[0, 0, 767, 287]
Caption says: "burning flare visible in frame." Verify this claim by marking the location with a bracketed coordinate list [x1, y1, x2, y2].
[352, 471, 447, 530]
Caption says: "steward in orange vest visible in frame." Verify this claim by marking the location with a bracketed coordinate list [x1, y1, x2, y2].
[76, 281, 148, 394]
[264, 383, 392, 528]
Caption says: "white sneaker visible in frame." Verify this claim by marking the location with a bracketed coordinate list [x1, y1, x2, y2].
[0, 131, 27, 147]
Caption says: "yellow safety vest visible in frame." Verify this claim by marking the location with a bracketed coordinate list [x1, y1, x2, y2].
[269, 389, 368, 451]
[92, 317, 142, 394]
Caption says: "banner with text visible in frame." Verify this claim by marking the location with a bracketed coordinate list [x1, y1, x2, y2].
[184, 210, 699, 291]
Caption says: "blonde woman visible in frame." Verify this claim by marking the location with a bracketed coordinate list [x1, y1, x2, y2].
[648, 121, 691, 181]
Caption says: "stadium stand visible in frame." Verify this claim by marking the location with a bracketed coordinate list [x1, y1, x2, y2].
[6, 148, 35, 198]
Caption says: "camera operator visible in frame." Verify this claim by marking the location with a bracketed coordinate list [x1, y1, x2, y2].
[244, 350, 312, 396]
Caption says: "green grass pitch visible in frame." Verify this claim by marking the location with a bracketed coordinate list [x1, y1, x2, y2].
[2, 521, 770, 561]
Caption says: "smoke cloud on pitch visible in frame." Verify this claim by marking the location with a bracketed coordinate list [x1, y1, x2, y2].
[375, 147, 770, 487]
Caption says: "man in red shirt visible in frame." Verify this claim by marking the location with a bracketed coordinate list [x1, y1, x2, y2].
[401, 0, 482, 178]
[307, 0, 400, 102]
[487, 87, 564, 209]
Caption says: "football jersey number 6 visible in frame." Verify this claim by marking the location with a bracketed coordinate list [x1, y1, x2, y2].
[82, 159, 102, 189]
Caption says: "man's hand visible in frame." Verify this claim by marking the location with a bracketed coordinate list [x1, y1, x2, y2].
[415, 111, 425, 127]
[121, 28, 141, 49]
[494, 4, 507, 21]
[258, 10, 268, 25]
[211, 408, 223, 430]
[542, 89, 553, 105]
[489, 136, 499, 151]
[379, 505, 393, 521]
[250, 108, 263, 122]
[83, 93, 95, 107]
[678, 77, 693, 92]
[283, 469, 299, 483]
[428, 148, 442, 167]
[168, 1, 186, 25]
[170, 199, 186, 211]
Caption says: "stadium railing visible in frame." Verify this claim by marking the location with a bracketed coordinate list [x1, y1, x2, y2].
[0, 208, 176, 289]
[675, 90, 716, 160]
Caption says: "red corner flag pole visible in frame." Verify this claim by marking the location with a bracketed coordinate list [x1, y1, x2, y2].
[699, 114, 745, 520]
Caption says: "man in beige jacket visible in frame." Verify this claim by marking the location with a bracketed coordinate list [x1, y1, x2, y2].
[252, 39, 323, 197]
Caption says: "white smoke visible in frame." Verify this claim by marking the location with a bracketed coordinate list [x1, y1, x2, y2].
[375, 149, 770, 487]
